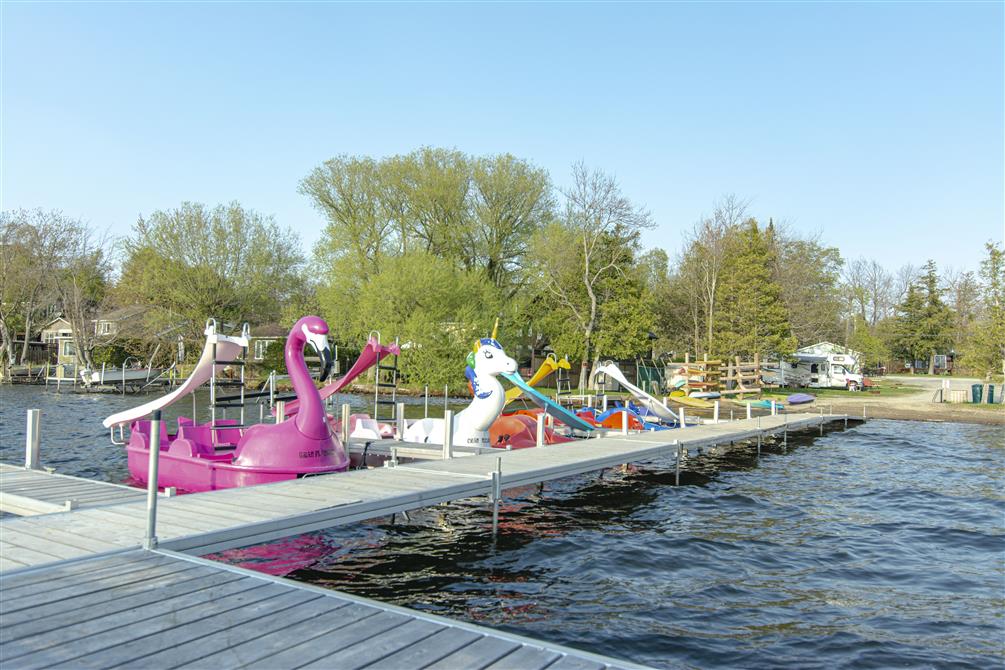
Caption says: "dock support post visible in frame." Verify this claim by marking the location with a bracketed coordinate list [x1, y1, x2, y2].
[746, 402, 752, 420]
[621, 410, 629, 435]
[24, 409, 40, 470]
[783, 415, 788, 451]
[490, 457, 502, 537]
[863, 405, 867, 419]
[536, 413, 545, 447]
[757, 430, 762, 456]
[675, 441, 681, 485]
[713, 401, 719, 423]
[144, 409, 162, 549]
[340, 403, 351, 445]
[442, 410, 454, 460]
[396, 402, 406, 441]
[844, 415, 848, 430]
[679, 406, 686, 428]
[424, 386, 429, 418]
[444, 384, 449, 413]
[771, 401, 777, 416]
[602, 395, 608, 412]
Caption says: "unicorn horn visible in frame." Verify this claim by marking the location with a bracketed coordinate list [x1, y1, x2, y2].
[491, 317, 499, 340]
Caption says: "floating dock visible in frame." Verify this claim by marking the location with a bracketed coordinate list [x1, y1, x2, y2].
[0, 464, 150, 516]
[1, 413, 848, 568]
[0, 411, 854, 668]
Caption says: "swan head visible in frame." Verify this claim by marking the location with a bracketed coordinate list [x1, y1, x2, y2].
[296, 316, 333, 380]
[468, 338, 517, 377]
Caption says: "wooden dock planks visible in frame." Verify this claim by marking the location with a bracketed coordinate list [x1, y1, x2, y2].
[0, 464, 148, 516]
[0, 549, 646, 670]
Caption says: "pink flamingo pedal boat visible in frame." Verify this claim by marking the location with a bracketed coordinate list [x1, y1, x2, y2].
[104, 316, 361, 492]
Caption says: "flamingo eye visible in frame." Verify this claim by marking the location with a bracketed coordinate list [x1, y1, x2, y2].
[484, 350, 494, 359]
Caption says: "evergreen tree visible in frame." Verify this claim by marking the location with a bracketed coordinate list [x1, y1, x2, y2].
[890, 260, 953, 373]
[712, 220, 797, 359]
[964, 242, 1005, 378]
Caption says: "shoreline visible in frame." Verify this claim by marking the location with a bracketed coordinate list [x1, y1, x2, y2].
[821, 399, 1004, 426]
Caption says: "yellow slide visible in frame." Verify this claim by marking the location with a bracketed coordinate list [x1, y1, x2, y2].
[505, 354, 570, 404]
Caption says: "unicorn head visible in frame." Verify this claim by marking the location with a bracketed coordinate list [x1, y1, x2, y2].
[404, 337, 516, 448]
[465, 338, 516, 397]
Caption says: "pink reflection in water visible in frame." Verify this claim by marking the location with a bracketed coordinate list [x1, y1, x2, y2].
[205, 533, 341, 576]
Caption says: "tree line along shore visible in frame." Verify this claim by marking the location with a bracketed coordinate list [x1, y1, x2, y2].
[2, 147, 1002, 390]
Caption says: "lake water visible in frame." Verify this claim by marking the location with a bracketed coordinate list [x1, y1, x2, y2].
[1, 385, 1003, 668]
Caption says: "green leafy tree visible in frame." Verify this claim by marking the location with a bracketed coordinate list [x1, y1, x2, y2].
[713, 220, 797, 358]
[593, 291, 656, 360]
[847, 314, 890, 370]
[963, 242, 1005, 378]
[767, 222, 845, 345]
[320, 251, 500, 391]
[527, 163, 653, 390]
[302, 148, 552, 300]
[116, 202, 305, 339]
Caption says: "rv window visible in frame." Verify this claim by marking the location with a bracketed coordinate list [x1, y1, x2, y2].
[790, 362, 797, 369]
[810, 363, 819, 373]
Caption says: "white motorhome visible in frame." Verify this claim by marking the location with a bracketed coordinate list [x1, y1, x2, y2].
[763, 342, 865, 390]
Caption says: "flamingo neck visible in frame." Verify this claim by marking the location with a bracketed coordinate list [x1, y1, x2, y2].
[285, 334, 326, 439]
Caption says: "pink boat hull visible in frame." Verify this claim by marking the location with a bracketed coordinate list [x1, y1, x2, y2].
[126, 417, 349, 493]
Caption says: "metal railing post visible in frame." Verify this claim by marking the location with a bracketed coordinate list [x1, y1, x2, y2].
[442, 410, 454, 460]
[490, 457, 502, 536]
[675, 440, 681, 485]
[621, 410, 629, 435]
[679, 406, 686, 428]
[340, 403, 351, 444]
[144, 410, 162, 549]
[536, 413, 545, 447]
[713, 401, 720, 423]
[443, 384, 449, 413]
[396, 402, 406, 441]
[24, 409, 40, 470]
[746, 402, 752, 420]
[424, 385, 429, 418]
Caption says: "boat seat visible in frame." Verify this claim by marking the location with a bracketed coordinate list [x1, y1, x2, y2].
[213, 419, 243, 445]
[130, 419, 171, 450]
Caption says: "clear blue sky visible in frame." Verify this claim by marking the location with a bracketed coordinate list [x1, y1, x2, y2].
[2, 2, 1002, 272]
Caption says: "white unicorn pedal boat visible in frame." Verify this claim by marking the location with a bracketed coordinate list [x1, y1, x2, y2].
[403, 338, 516, 448]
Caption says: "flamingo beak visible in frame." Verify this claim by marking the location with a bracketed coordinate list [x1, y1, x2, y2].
[306, 331, 333, 381]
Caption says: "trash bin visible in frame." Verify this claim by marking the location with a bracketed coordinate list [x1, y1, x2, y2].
[971, 384, 983, 404]
[988, 385, 996, 404]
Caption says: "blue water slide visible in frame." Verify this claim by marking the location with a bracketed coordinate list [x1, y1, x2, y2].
[500, 372, 597, 433]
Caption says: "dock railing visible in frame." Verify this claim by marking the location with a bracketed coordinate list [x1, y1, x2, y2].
[143, 409, 163, 549]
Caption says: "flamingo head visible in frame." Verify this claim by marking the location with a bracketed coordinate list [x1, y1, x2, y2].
[294, 316, 333, 380]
